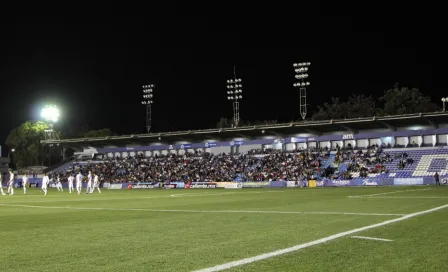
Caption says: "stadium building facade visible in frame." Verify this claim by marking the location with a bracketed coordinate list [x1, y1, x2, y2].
[42, 113, 448, 158]
[38, 112, 448, 187]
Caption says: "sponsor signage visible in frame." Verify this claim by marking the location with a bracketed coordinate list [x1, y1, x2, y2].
[103, 182, 111, 188]
[224, 183, 242, 189]
[269, 181, 287, 188]
[315, 180, 324, 187]
[287, 181, 296, 188]
[309, 180, 317, 188]
[109, 184, 123, 189]
[361, 179, 379, 186]
[216, 182, 237, 188]
[242, 182, 269, 188]
[394, 178, 423, 185]
[131, 183, 160, 189]
[329, 180, 352, 186]
[342, 134, 354, 140]
[189, 182, 217, 189]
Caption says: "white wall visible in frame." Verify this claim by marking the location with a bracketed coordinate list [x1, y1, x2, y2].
[369, 138, 380, 146]
[423, 135, 435, 146]
[396, 137, 407, 146]
[409, 136, 419, 146]
[437, 134, 447, 144]
[356, 139, 368, 148]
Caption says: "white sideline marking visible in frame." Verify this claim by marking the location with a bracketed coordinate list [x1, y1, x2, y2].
[348, 188, 430, 198]
[359, 196, 448, 199]
[351, 236, 393, 242]
[0, 204, 405, 216]
[0, 191, 269, 204]
[192, 203, 448, 272]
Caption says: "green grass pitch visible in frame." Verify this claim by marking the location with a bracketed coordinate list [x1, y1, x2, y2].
[0, 186, 447, 271]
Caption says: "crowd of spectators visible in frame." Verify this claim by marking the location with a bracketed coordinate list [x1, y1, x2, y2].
[54, 148, 331, 183]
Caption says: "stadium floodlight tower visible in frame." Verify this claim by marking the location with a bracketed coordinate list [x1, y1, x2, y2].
[40, 105, 60, 140]
[226, 67, 243, 127]
[442, 97, 448, 112]
[293, 62, 311, 120]
[142, 84, 154, 133]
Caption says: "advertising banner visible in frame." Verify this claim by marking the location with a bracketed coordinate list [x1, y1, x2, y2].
[189, 182, 217, 189]
[394, 178, 424, 185]
[109, 184, 123, 189]
[315, 180, 325, 187]
[103, 182, 110, 188]
[359, 179, 381, 186]
[130, 182, 160, 189]
[242, 182, 269, 188]
[328, 179, 353, 186]
[287, 181, 296, 188]
[308, 180, 317, 188]
[224, 183, 242, 189]
[269, 181, 287, 188]
[216, 182, 237, 188]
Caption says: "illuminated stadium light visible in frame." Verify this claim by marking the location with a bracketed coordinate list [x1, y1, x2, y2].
[40, 105, 60, 123]
[142, 84, 155, 133]
[226, 66, 242, 127]
[293, 61, 311, 120]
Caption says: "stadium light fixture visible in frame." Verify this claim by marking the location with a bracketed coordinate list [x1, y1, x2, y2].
[293, 62, 311, 120]
[226, 66, 243, 127]
[142, 84, 155, 133]
[442, 97, 448, 112]
[41, 105, 60, 123]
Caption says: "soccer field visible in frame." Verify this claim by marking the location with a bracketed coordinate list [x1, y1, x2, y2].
[1, 186, 447, 272]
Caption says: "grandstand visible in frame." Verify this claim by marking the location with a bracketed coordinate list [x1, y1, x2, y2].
[38, 112, 448, 186]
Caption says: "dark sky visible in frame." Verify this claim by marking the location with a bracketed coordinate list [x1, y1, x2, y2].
[1, 4, 446, 147]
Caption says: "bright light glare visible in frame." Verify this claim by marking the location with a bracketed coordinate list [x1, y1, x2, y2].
[41, 105, 60, 122]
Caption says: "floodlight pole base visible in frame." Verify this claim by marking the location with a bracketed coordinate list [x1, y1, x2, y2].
[300, 87, 307, 120]
[233, 101, 240, 127]
[44, 124, 59, 141]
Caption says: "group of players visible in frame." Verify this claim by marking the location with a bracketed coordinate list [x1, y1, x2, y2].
[1, 170, 101, 196]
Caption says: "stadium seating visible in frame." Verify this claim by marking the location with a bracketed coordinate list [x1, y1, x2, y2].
[50, 147, 448, 183]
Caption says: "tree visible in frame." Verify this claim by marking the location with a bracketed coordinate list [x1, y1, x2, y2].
[5, 121, 55, 167]
[378, 84, 439, 115]
[83, 128, 115, 138]
[346, 94, 376, 118]
[312, 97, 348, 120]
[216, 117, 230, 128]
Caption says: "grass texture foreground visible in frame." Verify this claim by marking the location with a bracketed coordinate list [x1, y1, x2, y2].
[0, 186, 447, 271]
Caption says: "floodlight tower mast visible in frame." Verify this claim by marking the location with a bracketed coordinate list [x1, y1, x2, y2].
[142, 84, 154, 133]
[293, 62, 311, 120]
[41, 105, 60, 140]
[226, 66, 243, 127]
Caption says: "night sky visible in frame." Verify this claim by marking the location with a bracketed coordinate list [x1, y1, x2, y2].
[1, 6, 446, 148]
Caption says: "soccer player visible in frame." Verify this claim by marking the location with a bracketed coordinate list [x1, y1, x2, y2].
[56, 175, 63, 192]
[41, 173, 49, 195]
[22, 174, 29, 194]
[7, 170, 14, 195]
[0, 173, 5, 195]
[75, 172, 83, 194]
[68, 174, 74, 193]
[91, 173, 101, 194]
[86, 171, 92, 194]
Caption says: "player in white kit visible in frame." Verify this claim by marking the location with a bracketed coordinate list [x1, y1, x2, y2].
[68, 174, 74, 193]
[75, 172, 83, 194]
[56, 175, 63, 192]
[41, 173, 49, 195]
[0, 173, 6, 195]
[7, 170, 14, 195]
[22, 174, 29, 194]
[91, 174, 102, 194]
[86, 171, 92, 194]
